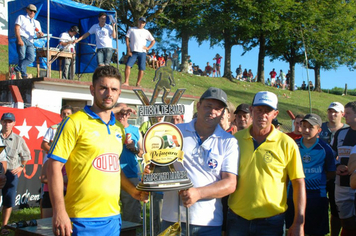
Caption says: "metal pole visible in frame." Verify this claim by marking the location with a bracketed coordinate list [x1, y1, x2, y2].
[178, 192, 181, 236]
[150, 192, 154, 236]
[46, 0, 50, 77]
[186, 207, 190, 236]
[143, 202, 147, 236]
[115, 11, 119, 69]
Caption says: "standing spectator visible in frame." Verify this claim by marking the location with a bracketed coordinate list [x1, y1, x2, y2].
[160, 87, 239, 235]
[114, 103, 143, 223]
[47, 66, 147, 236]
[319, 102, 347, 236]
[233, 103, 252, 131]
[227, 91, 306, 236]
[278, 69, 286, 89]
[177, 47, 182, 71]
[171, 115, 184, 125]
[286, 70, 291, 89]
[14, 4, 44, 79]
[213, 53, 223, 77]
[0, 113, 31, 235]
[235, 65, 242, 80]
[75, 13, 116, 67]
[286, 113, 335, 236]
[331, 101, 356, 236]
[123, 17, 155, 87]
[286, 114, 304, 140]
[40, 105, 73, 219]
[59, 26, 79, 80]
[212, 63, 217, 77]
[269, 68, 277, 87]
[172, 49, 179, 71]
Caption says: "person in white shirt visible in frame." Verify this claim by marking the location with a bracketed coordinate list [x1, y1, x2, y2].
[14, 4, 44, 79]
[59, 26, 79, 80]
[75, 12, 116, 67]
[123, 17, 155, 87]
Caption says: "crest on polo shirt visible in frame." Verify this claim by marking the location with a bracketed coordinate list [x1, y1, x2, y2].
[264, 151, 273, 163]
[207, 159, 218, 169]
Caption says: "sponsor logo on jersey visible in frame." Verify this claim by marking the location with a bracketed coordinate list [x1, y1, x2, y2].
[92, 153, 120, 172]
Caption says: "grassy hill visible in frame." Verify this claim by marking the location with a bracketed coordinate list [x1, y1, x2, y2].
[2, 44, 355, 132]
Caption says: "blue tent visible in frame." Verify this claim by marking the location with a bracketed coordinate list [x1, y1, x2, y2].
[8, 0, 116, 75]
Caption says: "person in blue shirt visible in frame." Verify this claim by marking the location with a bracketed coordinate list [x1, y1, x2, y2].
[286, 113, 336, 236]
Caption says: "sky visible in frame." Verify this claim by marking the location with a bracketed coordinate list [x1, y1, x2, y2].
[117, 38, 356, 90]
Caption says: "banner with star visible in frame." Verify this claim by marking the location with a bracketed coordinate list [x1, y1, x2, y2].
[0, 107, 62, 208]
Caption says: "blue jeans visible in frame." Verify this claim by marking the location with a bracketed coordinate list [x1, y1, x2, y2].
[97, 48, 113, 66]
[16, 36, 35, 77]
[161, 220, 221, 236]
[226, 209, 285, 236]
[62, 58, 75, 80]
[172, 58, 179, 71]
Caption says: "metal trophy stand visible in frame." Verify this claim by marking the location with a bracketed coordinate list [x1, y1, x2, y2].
[141, 188, 191, 236]
[136, 122, 193, 236]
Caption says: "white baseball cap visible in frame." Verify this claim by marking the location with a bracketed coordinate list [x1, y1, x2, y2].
[328, 102, 344, 113]
[252, 91, 278, 110]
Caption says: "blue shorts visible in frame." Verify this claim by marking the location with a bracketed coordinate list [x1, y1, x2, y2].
[2, 170, 19, 207]
[286, 197, 329, 235]
[71, 214, 121, 236]
[126, 52, 146, 70]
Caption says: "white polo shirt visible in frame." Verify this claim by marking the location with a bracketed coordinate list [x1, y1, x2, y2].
[15, 14, 42, 43]
[88, 23, 113, 49]
[126, 27, 154, 53]
[161, 119, 239, 226]
[59, 32, 76, 52]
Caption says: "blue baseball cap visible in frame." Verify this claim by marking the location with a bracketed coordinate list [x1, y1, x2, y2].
[1, 113, 15, 121]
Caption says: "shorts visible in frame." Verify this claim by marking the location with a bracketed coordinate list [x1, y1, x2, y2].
[335, 184, 355, 219]
[286, 198, 329, 235]
[1, 170, 19, 207]
[71, 214, 121, 236]
[126, 52, 146, 71]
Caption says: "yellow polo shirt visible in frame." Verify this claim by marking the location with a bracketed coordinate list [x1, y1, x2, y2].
[229, 125, 304, 220]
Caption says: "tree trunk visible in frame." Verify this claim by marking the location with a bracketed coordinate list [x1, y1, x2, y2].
[289, 62, 296, 91]
[314, 65, 321, 92]
[181, 30, 189, 73]
[223, 35, 233, 81]
[257, 33, 265, 84]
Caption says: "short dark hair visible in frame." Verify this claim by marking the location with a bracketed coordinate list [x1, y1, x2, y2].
[345, 101, 356, 113]
[92, 66, 121, 85]
[295, 114, 304, 120]
[61, 105, 73, 114]
[98, 12, 107, 18]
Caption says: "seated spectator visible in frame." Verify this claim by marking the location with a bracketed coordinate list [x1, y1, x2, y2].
[247, 69, 253, 82]
[158, 55, 165, 67]
[301, 81, 307, 90]
[193, 65, 203, 76]
[265, 78, 271, 86]
[203, 62, 213, 76]
[242, 69, 248, 80]
[308, 81, 314, 91]
[149, 51, 159, 69]
[188, 62, 193, 74]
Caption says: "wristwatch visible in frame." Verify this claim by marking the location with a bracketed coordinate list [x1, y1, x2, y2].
[20, 164, 25, 168]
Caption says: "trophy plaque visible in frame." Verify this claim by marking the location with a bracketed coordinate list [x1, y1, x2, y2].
[136, 122, 193, 191]
[0, 145, 5, 153]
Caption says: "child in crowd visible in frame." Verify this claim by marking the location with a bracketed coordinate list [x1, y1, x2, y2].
[212, 63, 216, 77]
[286, 113, 336, 236]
